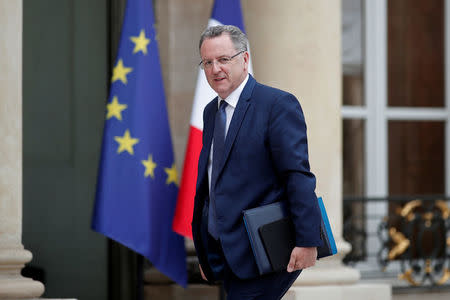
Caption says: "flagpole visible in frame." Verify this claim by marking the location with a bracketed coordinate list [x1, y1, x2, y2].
[136, 254, 143, 300]
[219, 284, 226, 300]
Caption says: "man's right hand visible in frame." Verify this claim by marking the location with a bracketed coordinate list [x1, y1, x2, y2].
[199, 264, 207, 281]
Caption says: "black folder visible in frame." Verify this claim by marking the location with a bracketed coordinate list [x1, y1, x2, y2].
[243, 197, 337, 275]
[258, 218, 295, 272]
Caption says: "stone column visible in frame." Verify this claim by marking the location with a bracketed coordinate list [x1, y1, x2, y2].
[0, 0, 45, 298]
[242, 0, 390, 298]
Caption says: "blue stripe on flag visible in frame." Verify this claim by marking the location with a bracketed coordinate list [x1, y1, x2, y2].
[211, 0, 246, 32]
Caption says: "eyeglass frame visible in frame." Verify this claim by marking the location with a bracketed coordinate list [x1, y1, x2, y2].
[198, 50, 245, 70]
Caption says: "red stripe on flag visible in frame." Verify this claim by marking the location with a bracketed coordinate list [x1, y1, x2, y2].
[172, 126, 203, 239]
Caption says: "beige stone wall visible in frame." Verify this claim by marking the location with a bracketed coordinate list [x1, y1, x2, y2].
[156, 0, 213, 173]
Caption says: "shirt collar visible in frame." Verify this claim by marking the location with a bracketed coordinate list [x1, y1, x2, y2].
[218, 74, 249, 109]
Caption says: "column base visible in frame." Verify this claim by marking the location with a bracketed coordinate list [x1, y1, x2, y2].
[0, 277, 45, 299]
[294, 240, 360, 285]
[294, 263, 361, 285]
[283, 283, 392, 300]
[0, 247, 45, 299]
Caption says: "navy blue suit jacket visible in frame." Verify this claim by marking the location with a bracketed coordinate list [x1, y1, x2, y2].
[192, 75, 322, 282]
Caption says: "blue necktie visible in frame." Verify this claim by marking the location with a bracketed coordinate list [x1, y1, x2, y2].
[208, 100, 228, 239]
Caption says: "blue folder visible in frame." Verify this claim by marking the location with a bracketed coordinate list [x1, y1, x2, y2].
[243, 197, 337, 274]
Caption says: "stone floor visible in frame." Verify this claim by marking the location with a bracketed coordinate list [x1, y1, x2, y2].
[364, 278, 450, 300]
[393, 292, 450, 300]
[144, 282, 450, 300]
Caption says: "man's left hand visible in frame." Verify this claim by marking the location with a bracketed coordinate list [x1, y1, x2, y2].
[287, 247, 317, 272]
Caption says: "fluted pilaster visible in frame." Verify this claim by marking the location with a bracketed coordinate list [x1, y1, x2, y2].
[243, 0, 390, 297]
[0, 0, 45, 298]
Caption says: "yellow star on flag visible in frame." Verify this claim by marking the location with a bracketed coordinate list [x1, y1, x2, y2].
[114, 129, 139, 155]
[164, 163, 178, 186]
[106, 96, 127, 121]
[112, 59, 133, 84]
[142, 154, 157, 178]
[130, 29, 151, 54]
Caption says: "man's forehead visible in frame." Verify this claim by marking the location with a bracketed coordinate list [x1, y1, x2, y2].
[200, 35, 235, 56]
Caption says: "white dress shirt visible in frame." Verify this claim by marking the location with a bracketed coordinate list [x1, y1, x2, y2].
[208, 74, 249, 190]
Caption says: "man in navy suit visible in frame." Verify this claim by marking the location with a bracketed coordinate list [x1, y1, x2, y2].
[191, 25, 323, 299]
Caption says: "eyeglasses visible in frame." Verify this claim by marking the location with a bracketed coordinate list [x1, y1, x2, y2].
[199, 51, 244, 70]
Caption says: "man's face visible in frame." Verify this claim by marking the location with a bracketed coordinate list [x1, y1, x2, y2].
[200, 34, 249, 99]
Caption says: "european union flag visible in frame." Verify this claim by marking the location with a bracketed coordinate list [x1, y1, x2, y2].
[91, 0, 187, 286]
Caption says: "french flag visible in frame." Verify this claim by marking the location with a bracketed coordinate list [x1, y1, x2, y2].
[172, 0, 252, 238]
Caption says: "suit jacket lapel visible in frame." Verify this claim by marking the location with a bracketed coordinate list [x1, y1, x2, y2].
[217, 75, 256, 174]
[196, 98, 217, 192]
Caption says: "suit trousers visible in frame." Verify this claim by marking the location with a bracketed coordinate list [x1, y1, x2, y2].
[204, 230, 301, 300]
[223, 260, 301, 300]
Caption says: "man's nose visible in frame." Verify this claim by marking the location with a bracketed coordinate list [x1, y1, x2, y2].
[211, 61, 221, 73]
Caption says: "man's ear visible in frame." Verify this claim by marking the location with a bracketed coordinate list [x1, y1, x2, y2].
[243, 51, 250, 69]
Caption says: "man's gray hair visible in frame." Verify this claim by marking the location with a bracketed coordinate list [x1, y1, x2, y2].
[199, 25, 248, 53]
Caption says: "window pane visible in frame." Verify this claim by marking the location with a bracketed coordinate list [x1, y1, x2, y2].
[388, 0, 444, 107]
[342, 0, 365, 106]
[343, 119, 366, 196]
[343, 74, 364, 106]
[388, 121, 445, 195]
